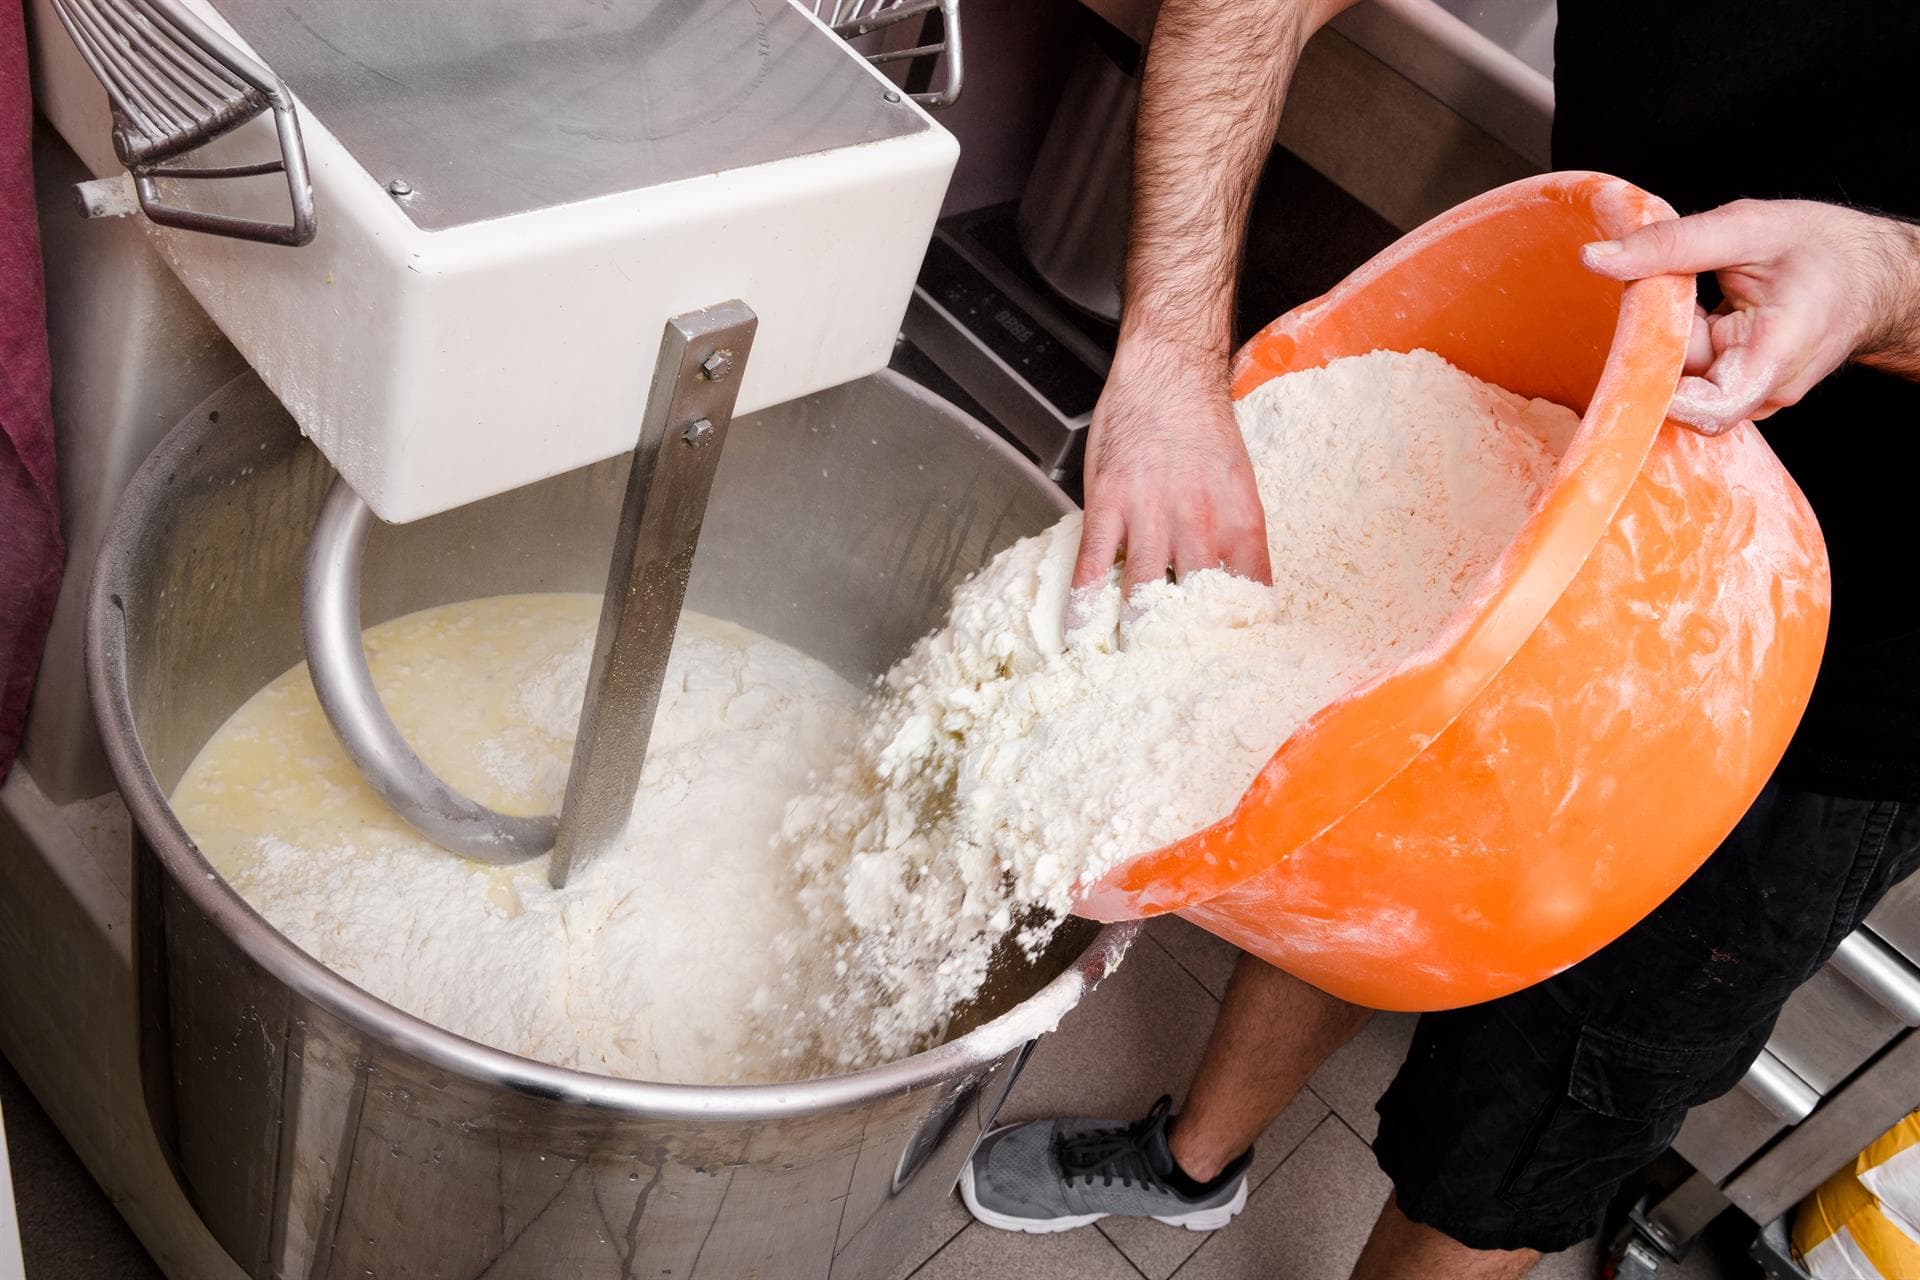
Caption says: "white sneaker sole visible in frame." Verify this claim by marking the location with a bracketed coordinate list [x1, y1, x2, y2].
[958, 1129, 1249, 1235]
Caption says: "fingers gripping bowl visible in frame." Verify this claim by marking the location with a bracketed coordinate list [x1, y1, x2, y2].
[1073, 172, 1832, 1010]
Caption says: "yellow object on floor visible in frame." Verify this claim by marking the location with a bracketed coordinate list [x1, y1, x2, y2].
[1794, 1109, 1920, 1278]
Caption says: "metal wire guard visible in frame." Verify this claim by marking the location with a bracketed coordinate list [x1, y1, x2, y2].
[811, 0, 964, 108]
[47, 0, 315, 244]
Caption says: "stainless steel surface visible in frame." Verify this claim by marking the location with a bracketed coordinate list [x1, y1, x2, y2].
[48, 0, 314, 243]
[902, 214, 1113, 480]
[1724, 1031, 1920, 1225]
[1327, 0, 1553, 167]
[549, 303, 758, 888]
[207, 0, 929, 232]
[1422, 0, 1553, 77]
[1271, 24, 1538, 234]
[903, 288, 1094, 479]
[89, 367, 1135, 1278]
[1738, 1049, 1821, 1126]
[302, 481, 559, 863]
[21, 125, 248, 803]
[1765, 960, 1906, 1096]
[1, 772, 249, 1278]
[1832, 929, 1920, 1027]
[810, 0, 966, 109]
[1749, 1217, 1812, 1280]
[1015, 29, 1134, 323]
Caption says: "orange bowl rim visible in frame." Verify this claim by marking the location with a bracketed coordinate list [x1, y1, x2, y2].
[1076, 172, 1697, 921]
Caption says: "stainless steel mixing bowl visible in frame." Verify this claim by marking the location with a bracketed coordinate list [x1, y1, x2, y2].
[88, 367, 1135, 1280]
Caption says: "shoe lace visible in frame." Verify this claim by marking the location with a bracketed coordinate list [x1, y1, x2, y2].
[1053, 1096, 1173, 1189]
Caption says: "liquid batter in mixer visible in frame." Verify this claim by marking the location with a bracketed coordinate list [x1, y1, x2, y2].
[173, 593, 865, 1084]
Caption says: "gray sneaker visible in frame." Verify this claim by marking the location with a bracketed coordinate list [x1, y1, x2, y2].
[960, 1096, 1252, 1234]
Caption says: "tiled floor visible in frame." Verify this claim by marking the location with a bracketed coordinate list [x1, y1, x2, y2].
[902, 917, 1758, 1280]
[0, 1053, 161, 1280]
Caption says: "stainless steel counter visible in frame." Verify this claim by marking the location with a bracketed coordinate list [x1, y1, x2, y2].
[1331, 0, 1552, 166]
[1073, 0, 1554, 168]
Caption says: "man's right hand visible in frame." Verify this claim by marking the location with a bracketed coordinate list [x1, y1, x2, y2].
[1071, 335, 1273, 599]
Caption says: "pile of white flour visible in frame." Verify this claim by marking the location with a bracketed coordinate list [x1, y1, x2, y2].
[760, 349, 1572, 1071]
[172, 597, 865, 1083]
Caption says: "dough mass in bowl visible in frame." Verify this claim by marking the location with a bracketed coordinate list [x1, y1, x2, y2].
[173, 349, 1574, 1083]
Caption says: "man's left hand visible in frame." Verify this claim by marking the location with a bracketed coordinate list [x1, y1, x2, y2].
[1581, 199, 1920, 435]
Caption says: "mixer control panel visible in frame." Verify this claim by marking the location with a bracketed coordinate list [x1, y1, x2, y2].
[904, 208, 1114, 481]
[918, 238, 1104, 421]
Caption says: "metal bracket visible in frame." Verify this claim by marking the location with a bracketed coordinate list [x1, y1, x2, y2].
[547, 302, 759, 888]
[49, 0, 315, 245]
[301, 304, 756, 875]
[1628, 1175, 1733, 1263]
[1831, 928, 1920, 1026]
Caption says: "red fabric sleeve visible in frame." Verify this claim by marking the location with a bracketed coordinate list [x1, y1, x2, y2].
[0, 1, 65, 781]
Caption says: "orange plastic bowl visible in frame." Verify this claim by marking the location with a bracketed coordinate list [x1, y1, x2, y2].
[1074, 172, 1831, 1010]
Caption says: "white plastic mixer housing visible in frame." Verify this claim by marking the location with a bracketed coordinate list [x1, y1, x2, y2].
[29, 0, 959, 522]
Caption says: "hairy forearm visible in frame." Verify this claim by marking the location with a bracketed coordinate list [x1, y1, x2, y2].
[1120, 0, 1344, 363]
[1855, 213, 1920, 381]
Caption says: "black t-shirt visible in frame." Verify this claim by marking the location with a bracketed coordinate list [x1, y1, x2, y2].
[1553, 1, 1920, 800]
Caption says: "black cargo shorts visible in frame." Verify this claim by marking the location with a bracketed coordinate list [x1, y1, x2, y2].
[1371, 783, 1920, 1253]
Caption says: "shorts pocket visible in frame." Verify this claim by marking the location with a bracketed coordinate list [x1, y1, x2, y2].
[1499, 1027, 1729, 1201]
[1820, 800, 1903, 960]
[1565, 1026, 1725, 1121]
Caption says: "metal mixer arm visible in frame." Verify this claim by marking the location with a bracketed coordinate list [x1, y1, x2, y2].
[302, 481, 559, 863]
[302, 305, 758, 886]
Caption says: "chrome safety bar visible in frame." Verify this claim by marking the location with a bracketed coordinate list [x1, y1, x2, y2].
[48, 0, 315, 244]
[811, 0, 964, 109]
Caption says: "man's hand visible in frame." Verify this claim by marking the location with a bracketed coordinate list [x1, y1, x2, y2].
[1581, 199, 1920, 435]
[1069, 0, 1358, 599]
[1073, 337, 1272, 598]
